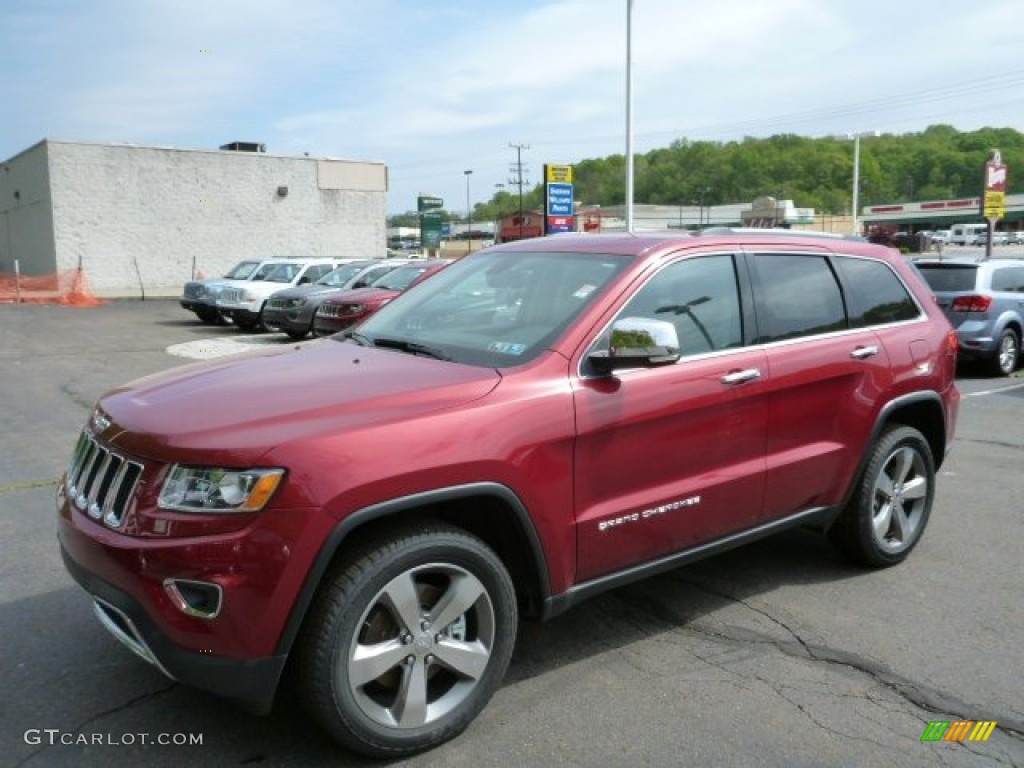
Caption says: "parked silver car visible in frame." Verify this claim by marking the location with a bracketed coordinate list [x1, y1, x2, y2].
[915, 257, 1024, 375]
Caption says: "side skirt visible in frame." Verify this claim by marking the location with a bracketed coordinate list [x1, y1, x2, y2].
[541, 506, 834, 621]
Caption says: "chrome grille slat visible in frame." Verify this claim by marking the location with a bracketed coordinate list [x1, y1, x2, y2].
[65, 431, 144, 528]
[318, 304, 340, 318]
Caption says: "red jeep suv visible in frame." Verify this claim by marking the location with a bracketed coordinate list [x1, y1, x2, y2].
[58, 230, 959, 757]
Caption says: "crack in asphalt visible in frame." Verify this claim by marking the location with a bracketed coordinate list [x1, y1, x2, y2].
[59, 382, 93, 412]
[954, 437, 1024, 452]
[0, 478, 59, 493]
[672, 579, 1024, 756]
[13, 683, 178, 767]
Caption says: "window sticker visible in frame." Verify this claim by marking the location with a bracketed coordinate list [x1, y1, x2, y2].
[487, 341, 527, 355]
[573, 284, 597, 299]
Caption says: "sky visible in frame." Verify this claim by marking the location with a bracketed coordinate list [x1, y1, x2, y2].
[3, 0, 1024, 215]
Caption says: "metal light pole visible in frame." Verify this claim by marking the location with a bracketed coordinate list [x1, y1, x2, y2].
[464, 169, 473, 252]
[625, 0, 634, 233]
[839, 131, 879, 236]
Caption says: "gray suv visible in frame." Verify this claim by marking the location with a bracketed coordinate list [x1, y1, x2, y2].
[915, 258, 1024, 375]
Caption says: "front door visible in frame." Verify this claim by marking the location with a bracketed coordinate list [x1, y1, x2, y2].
[572, 253, 769, 582]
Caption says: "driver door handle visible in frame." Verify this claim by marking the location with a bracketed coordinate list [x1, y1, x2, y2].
[721, 368, 761, 385]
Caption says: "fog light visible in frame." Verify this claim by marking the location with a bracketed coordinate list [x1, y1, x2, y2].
[164, 579, 224, 619]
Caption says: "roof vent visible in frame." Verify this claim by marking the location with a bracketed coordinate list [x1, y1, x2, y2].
[219, 141, 266, 153]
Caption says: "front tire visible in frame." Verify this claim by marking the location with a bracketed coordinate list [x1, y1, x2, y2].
[988, 328, 1019, 376]
[295, 522, 517, 757]
[828, 425, 935, 567]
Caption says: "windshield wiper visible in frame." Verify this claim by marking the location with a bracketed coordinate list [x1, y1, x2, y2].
[344, 330, 375, 347]
[373, 337, 451, 361]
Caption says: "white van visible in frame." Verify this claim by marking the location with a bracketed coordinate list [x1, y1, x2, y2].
[949, 223, 988, 246]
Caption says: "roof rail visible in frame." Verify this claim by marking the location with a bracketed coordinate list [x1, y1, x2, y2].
[696, 227, 867, 242]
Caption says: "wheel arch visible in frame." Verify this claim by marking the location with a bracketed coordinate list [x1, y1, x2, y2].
[275, 482, 551, 657]
[824, 391, 948, 531]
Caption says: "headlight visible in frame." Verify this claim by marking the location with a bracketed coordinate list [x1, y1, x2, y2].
[158, 466, 284, 513]
[241, 290, 255, 301]
[289, 298, 305, 308]
[341, 303, 365, 315]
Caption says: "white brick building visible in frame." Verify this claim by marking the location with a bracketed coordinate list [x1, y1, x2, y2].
[0, 140, 388, 297]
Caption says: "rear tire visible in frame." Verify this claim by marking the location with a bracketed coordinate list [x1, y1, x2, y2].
[988, 328, 1019, 376]
[295, 522, 517, 758]
[828, 425, 934, 567]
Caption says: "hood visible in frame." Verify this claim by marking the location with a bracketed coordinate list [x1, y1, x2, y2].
[321, 287, 398, 306]
[269, 283, 335, 301]
[97, 341, 501, 465]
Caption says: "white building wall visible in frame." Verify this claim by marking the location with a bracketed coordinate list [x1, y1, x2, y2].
[0, 142, 57, 276]
[45, 141, 387, 297]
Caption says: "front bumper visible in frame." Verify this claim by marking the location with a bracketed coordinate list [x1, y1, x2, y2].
[313, 313, 365, 337]
[56, 478, 325, 712]
[261, 304, 314, 334]
[60, 542, 286, 713]
[179, 298, 218, 313]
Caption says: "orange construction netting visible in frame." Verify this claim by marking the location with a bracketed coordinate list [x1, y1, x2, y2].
[0, 268, 107, 306]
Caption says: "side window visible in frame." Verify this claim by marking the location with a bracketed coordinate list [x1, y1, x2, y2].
[609, 254, 743, 357]
[748, 254, 846, 343]
[992, 267, 1024, 293]
[835, 256, 920, 327]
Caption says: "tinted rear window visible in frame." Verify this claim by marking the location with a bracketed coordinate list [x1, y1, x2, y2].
[916, 265, 977, 292]
[835, 257, 920, 326]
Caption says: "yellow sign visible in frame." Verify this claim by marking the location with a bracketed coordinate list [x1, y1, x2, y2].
[546, 164, 574, 184]
[983, 190, 1005, 219]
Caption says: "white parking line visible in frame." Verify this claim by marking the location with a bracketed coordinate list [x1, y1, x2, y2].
[961, 379, 1024, 398]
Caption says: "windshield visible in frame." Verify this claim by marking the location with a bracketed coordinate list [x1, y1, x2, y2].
[318, 262, 372, 287]
[264, 262, 305, 283]
[371, 264, 438, 291]
[224, 260, 261, 280]
[351, 250, 632, 367]
[916, 265, 978, 292]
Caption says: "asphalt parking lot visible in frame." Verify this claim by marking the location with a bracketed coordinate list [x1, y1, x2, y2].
[1, 299, 1022, 768]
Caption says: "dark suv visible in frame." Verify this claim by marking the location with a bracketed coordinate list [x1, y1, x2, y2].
[914, 257, 1024, 375]
[58, 231, 959, 757]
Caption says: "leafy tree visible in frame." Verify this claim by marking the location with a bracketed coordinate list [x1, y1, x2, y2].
[459, 125, 1024, 218]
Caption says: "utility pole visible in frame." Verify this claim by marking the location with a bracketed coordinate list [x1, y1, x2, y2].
[509, 143, 530, 239]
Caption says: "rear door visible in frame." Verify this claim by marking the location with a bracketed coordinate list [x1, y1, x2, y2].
[744, 250, 894, 519]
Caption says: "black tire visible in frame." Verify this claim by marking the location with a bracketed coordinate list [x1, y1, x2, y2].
[285, 327, 309, 340]
[295, 522, 517, 758]
[987, 327, 1019, 376]
[828, 425, 935, 567]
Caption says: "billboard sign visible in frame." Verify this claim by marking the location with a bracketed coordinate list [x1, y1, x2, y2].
[418, 195, 444, 248]
[544, 164, 575, 234]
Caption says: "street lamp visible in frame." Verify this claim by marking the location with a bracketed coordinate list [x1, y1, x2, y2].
[464, 170, 473, 252]
[625, 0, 634, 232]
[837, 131, 879, 235]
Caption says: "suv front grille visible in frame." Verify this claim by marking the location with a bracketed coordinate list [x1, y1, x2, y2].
[219, 288, 243, 303]
[317, 304, 341, 318]
[66, 431, 144, 528]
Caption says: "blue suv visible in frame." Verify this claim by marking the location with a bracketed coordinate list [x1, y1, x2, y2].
[916, 258, 1024, 376]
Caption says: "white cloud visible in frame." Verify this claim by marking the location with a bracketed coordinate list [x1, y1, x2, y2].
[4, 0, 1024, 211]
